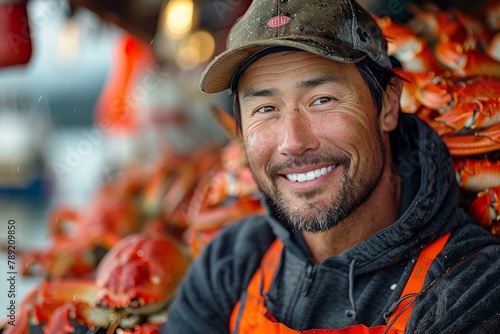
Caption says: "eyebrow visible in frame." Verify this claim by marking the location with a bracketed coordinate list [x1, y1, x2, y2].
[241, 87, 279, 100]
[241, 74, 343, 101]
[296, 74, 343, 89]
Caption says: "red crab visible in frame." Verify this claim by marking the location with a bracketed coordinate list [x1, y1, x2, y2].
[3, 233, 190, 334]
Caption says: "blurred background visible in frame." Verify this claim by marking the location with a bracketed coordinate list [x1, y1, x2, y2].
[0, 0, 496, 322]
[0, 0, 251, 313]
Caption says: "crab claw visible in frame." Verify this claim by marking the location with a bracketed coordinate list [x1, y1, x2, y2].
[417, 81, 453, 111]
[454, 159, 500, 193]
[468, 186, 500, 233]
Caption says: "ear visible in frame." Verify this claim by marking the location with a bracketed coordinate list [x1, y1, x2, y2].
[379, 77, 402, 132]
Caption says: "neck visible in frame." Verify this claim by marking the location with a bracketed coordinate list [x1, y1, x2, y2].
[302, 168, 401, 264]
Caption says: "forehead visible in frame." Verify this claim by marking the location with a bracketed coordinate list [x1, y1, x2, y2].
[237, 51, 363, 92]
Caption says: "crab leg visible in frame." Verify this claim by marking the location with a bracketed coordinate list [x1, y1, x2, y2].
[2, 280, 98, 334]
[42, 304, 79, 334]
[43, 302, 117, 334]
[435, 99, 500, 133]
[450, 77, 500, 105]
[442, 123, 500, 156]
[372, 15, 442, 73]
[454, 159, 500, 192]
[413, 76, 500, 115]
[435, 38, 500, 77]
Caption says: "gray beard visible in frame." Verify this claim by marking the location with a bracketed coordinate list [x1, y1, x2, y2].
[270, 162, 383, 233]
[272, 198, 349, 233]
[264, 135, 387, 233]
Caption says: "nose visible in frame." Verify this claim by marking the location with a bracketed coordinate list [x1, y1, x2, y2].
[278, 110, 320, 156]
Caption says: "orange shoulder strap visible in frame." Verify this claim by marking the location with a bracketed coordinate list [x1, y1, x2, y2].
[229, 238, 283, 332]
[386, 232, 451, 333]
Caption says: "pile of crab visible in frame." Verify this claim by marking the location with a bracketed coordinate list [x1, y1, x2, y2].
[0, 106, 263, 333]
[3, 234, 190, 334]
[374, 1, 500, 236]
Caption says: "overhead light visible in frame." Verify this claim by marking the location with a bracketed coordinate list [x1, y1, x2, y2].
[176, 30, 215, 70]
[163, 0, 194, 38]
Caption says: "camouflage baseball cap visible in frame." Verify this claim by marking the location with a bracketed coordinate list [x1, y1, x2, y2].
[200, 0, 391, 94]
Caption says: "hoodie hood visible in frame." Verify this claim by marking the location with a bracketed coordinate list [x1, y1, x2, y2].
[263, 113, 462, 273]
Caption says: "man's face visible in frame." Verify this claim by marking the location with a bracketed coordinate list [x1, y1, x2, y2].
[238, 51, 390, 232]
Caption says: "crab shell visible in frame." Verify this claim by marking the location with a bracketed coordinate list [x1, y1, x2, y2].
[95, 233, 190, 312]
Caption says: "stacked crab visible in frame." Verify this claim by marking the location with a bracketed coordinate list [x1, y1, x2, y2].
[18, 144, 223, 280]
[5, 234, 190, 334]
[374, 1, 500, 236]
[0, 106, 263, 333]
[1, 145, 224, 334]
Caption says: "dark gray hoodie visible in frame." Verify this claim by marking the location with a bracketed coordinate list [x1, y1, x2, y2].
[162, 113, 500, 333]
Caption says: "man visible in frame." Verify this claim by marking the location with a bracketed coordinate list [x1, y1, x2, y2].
[163, 0, 500, 333]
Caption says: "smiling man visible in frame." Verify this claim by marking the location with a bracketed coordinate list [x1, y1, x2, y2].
[237, 51, 400, 260]
[162, 0, 500, 333]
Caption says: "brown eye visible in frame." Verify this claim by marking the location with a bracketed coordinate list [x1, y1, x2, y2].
[256, 105, 277, 113]
[312, 97, 332, 105]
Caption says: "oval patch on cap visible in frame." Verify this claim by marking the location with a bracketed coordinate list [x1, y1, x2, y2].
[267, 15, 290, 28]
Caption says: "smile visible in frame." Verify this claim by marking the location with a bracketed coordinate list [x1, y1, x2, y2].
[285, 165, 336, 183]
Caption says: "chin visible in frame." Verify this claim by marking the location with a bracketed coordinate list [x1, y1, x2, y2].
[271, 195, 346, 233]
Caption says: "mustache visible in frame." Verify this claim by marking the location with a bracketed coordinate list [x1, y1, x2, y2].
[267, 152, 351, 177]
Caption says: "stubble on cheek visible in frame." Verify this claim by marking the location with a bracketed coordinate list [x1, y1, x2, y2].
[244, 131, 277, 197]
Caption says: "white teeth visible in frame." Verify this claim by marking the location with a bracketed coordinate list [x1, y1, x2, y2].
[286, 165, 336, 183]
[306, 171, 316, 181]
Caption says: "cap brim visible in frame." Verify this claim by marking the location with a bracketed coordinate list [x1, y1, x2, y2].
[200, 39, 367, 94]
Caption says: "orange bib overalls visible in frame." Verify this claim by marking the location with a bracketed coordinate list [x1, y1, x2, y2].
[230, 232, 450, 334]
